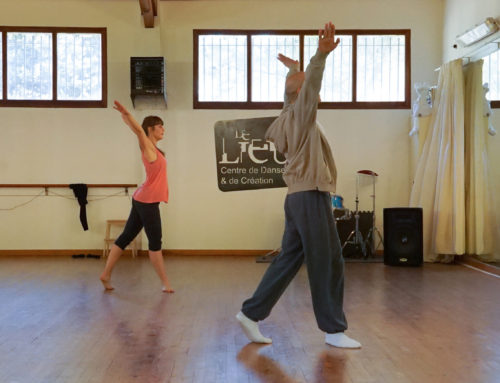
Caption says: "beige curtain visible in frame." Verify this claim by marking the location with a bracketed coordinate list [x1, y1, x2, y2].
[410, 115, 432, 182]
[464, 60, 496, 259]
[410, 59, 466, 263]
[409, 84, 433, 181]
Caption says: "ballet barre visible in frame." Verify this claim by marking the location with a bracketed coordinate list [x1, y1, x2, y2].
[0, 184, 138, 195]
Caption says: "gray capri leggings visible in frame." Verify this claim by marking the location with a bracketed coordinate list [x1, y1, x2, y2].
[115, 199, 162, 251]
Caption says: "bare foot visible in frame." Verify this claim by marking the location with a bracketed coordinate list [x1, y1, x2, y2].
[100, 274, 114, 291]
[162, 286, 175, 293]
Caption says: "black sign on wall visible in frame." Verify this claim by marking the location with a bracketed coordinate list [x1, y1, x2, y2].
[214, 117, 287, 192]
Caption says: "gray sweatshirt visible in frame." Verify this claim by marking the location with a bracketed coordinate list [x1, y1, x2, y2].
[265, 49, 337, 194]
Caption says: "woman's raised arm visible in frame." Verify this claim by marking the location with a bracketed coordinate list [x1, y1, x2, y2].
[113, 100, 157, 161]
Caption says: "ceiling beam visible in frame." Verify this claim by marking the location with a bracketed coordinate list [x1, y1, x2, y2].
[152, 0, 158, 16]
[139, 0, 155, 28]
[139, 0, 150, 13]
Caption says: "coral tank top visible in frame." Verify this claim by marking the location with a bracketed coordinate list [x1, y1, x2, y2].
[133, 147, 169, 203]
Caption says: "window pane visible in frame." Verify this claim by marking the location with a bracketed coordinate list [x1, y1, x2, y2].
[304, 35, 352, 102]
[7, 32, 53, 100]
[251, 35, 299, 102]
[483, 49, 500, 101]
[198, 35, 247, 102]
[357, 35, 405, 102]
[57, 33, 102, 100]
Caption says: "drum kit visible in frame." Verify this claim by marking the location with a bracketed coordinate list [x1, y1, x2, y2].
[257, 168, 384, 263]
[332, 169, 384, 258]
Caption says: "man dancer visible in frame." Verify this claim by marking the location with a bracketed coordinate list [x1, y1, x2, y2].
[236, 22, 361, 349]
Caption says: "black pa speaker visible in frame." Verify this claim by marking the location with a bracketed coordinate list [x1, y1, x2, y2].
[383, 208, 423, 266]
[130, 57, 165, 96]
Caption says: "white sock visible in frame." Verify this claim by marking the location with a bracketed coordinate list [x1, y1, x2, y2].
[236, 311, 272, 344]
[325, 333, 361, 349]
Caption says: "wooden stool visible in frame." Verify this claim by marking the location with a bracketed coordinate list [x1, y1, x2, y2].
[103, 220, 141, 258]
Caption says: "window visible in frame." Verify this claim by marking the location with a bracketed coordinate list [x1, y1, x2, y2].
[198, 34, 247, 102]
[194, 29, 410, 109]
[304, 35, 353, 102]
[251, 35, 299, 102]
[356, 35, 406, 102]
[7, 32, 52, 101]
[483, 49, 500, 108]
[0, 26, 107, 108]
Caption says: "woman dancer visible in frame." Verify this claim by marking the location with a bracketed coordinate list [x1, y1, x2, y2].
[100, 100, 174, 293]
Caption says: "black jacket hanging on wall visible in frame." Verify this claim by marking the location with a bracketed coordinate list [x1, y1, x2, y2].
[69, 183, 89, 231]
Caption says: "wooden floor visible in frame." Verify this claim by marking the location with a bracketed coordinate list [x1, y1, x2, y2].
[0, 255, 499, 383]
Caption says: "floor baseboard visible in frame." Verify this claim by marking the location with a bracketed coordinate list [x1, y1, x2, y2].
[0, 249, 272, 257]
[458, 255, 500, 277]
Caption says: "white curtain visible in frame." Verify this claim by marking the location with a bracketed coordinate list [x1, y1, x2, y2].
[464, 60, 495, 258]
[410, 59, 466, 263]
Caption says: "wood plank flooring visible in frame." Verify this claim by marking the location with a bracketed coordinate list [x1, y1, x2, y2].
[0, 255, 498, 383]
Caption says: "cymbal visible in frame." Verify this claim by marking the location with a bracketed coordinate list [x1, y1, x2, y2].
[357, 169, 378, 176]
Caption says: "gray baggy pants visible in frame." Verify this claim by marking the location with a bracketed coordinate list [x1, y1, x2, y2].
[241, 190, 347, 333]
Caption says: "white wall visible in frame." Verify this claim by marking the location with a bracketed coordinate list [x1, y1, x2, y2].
[0, 0, 162, 250]
[0, 0, 444, 251]
[443, 0, 500, 259]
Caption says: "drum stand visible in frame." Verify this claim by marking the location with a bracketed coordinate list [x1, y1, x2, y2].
[342, 174, 367, 258]
[363, 171, 384, 256]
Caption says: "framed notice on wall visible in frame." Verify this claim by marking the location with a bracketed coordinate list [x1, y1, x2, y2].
[214, 117, 286, 192]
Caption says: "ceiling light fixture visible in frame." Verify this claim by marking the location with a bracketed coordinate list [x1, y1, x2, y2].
[456, 17, 499, 47]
